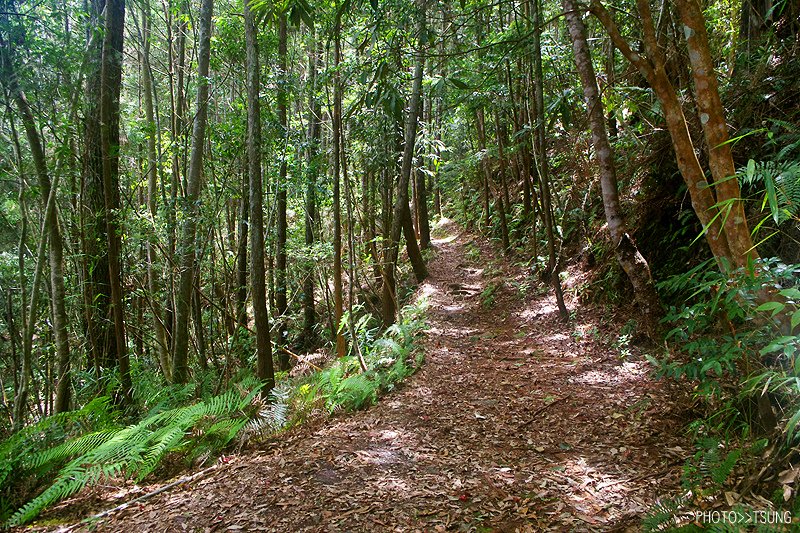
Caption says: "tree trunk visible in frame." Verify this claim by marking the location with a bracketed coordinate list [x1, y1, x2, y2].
[236, 164, 249, 329]
[675, 0, 757, 268]
[243, 0, 275, 392]
[416, 167, 431, 249]
[140, 0, 171, 381]
[332, 11, 346, 357]
[172, 0, 213, 384]
[564, 0, 661, 332]
[493, 110, 512, 253]
[590, 0, 758, 272]
[476, 108, 510, 253]
[82, 0, 118, 376]
[1, 18, 72, 413]
[384, 0, 428, 327]
[303, 37, 320, 347]
[276, 13, 290, 369]
[96, 0, 131, 400]
[532, 0, 568, 320]
[381, 165, 396, 327]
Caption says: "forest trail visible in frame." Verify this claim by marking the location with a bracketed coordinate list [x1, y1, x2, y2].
[62, 220, 689, 532]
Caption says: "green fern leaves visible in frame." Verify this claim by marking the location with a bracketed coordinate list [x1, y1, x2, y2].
[2, 389, 254, 527]
[739, 159, 800, 224]
[1, 300, 428, 528]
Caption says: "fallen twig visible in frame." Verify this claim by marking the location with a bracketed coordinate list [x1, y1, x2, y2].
[281, 346, 323, 372]
[518, 396, 568, 427]
[56, 464, 220, 532]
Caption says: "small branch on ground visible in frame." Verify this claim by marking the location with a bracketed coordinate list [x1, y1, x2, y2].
[518, 396, 568, 427]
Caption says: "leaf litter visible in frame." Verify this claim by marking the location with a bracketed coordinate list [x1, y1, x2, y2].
[39, 220, 692, 532]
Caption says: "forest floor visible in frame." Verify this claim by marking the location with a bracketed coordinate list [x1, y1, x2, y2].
[46, 219, 693, 532]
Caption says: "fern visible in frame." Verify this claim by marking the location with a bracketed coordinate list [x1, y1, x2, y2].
[240, 384, 291, 443]
[739, 160, 800, 224]
[642, 496, 687, 532]
[4, 388, 255, 527]
[332, 373, 379, 410]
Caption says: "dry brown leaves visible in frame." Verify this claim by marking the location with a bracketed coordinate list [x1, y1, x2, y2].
[42, 220, 691, 532]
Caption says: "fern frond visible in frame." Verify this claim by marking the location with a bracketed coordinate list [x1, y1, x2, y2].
[642, 496, 686, 532]
[739, 160, 800, 223]
[4, 387, 255, 527]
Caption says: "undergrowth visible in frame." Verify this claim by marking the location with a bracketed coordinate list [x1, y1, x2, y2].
[643, 257, 800, 531]
[0, 300, 428, 527]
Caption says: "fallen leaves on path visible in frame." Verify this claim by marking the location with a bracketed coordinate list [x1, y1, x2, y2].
[43, 220, 691, 532]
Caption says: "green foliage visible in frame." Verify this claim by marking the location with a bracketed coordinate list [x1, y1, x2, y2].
[1, 383, 263, 527]
[649, 258, 799, 398]
[479, 281, 502, 308]
[300, 299, 427, 414]
[645, 258, 800, 529]
[739, 160, 800, 225]
[642, 495, 689, 532]
[682, 437, 743, 496]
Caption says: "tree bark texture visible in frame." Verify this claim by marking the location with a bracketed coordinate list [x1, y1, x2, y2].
[564, 0, 662, 332]
[172, 0, 213, 384]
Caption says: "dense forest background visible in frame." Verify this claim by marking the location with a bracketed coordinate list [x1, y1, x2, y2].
[0, 0, 799, 528]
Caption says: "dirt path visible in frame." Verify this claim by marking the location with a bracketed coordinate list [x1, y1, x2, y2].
[63, 220, 689, 532]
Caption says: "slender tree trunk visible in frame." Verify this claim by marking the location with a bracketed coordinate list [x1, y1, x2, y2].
[416, 96, 431, 251]
[10, 158, 61, 430]
[532, 0, 568, 320]
[333, 12, 347, 357]
[1, 19, 72, 413]
[476, 108, 510, 253]
[140, 0, 171, 381]
[564, 0, 661, 332]
[590, 0, 756, 271]
[276, 13, 290, 369]
[494, 110, 512, 253]
[244, 1, 275, 390]
[236, 164, 249, 328]
[381, 165, 396, 327]
[303, 37, 320, 347]
[384, 0, 428, 328]
[172, 0, 213, 384]
[243, 0, 274, 391]
[675, 0, 756, 267]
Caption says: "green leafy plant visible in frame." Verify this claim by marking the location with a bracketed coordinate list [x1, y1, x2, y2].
[739, 159, 800, 225]
[2, 385, 261, 527]
[300, 299, 428, 414]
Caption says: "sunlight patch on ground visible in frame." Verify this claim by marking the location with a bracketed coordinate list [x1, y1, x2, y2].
[555, 456, 642, 524]
[518, 302, 557, 320]
[545, 333, 570, 343]
[419, 282, 438, 299]
[428, 325, 480, 339]
[378, 476, 412, 494]
[569, 361, 648, 386]
[433, 234, 458, 244]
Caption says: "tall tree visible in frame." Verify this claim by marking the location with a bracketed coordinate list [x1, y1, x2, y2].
[383, 0, 428, 326]
[590, 0, 758, 272]
[1, 5, 72, 413]
[244, 0, 275, 391]
[82, 0, 118, 378]
[563, 0, 661, 331]
[99, 0, 131, 400]
[332, 6, 346, 357]
[172, 0, 213, 384]
[139, 0, 171, 381]
[532, 0, 568, 320]
[302, 36, 321, 347]
[276, 12, 290, 369]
